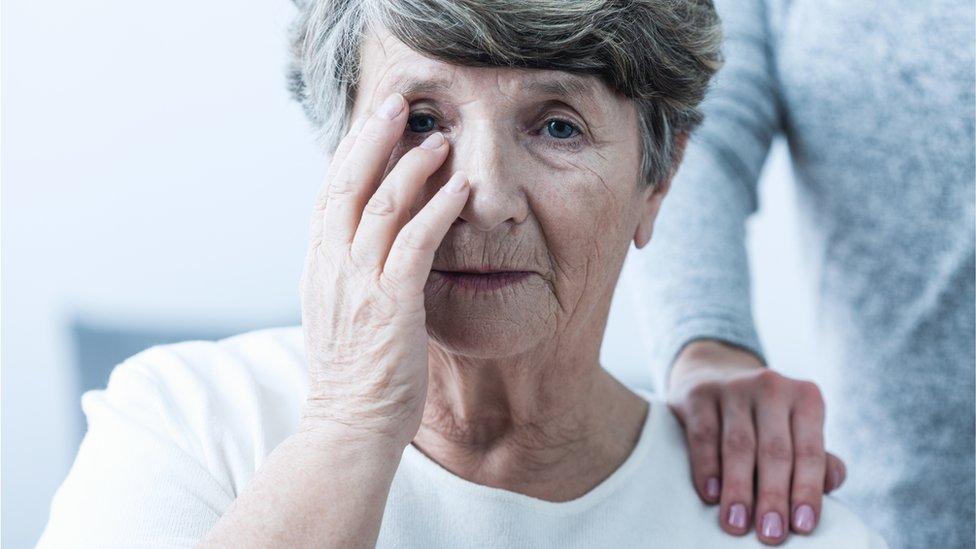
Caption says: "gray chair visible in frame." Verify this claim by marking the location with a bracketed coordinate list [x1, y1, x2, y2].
[69, 316, 297, 442]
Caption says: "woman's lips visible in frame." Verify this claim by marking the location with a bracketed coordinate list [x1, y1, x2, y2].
[431, 270, 532, 291]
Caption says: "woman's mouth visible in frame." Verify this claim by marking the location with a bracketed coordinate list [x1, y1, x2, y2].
[431, 270, 533, 291]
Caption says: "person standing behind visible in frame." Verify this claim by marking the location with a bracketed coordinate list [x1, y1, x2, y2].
[633, 1, 975, 548]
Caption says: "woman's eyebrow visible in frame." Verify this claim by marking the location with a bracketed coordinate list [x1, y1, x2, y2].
[520, 77, 594, 101]
[389, 76, 455, 98]
[521, 76, 606, 116]
[386, 73, 604, 114]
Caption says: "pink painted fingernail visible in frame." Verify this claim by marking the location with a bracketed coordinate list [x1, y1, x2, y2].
[728, 504, 748, 529]
[761, 512, 783, 538]
[705, 477, 720, 500]
[378, 93, 404, 119]
[794, 504, 815, 533]
[420, 132, 445, 149]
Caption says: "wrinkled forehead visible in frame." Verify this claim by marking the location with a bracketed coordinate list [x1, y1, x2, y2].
[354, 27, 623, 117]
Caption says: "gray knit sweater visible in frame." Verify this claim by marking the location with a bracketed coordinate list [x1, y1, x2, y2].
[632, 1, 975, 547]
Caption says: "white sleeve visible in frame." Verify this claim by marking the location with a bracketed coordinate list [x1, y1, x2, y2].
[37, 353, 236, 548]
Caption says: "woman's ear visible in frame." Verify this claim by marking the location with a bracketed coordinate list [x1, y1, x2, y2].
[633, 132, 690, 249]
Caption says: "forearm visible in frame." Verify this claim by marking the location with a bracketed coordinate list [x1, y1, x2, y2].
[632, 143, 766, 391]
[631, 0, 781, 392]
[202, 424, 403, 548]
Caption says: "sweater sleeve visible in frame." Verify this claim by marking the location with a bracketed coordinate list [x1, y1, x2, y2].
[630, 0, 780, 392]
[36, 350, 236, 548]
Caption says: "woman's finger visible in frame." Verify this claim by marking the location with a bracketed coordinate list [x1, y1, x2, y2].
[350, 132, 450, 268]
[315, 115, 369, 214]
[321, 93, 408, 249]
[753, 394, 794, 545]
[309, 115, 368, 246]
[825, 451, 846, 493]
[382, 172, 469, 295]
[672, 390, 723, 504]
[789, 382, 826, 535]
[719, 393, 756, 536]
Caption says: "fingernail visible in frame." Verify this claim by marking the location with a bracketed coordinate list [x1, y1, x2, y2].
[420, 132, 445, 149]
[761, 512, 783, 538]
[445, 172, 468, 193]
[378, 93, 404, 119]
[728, 504, 748, 529]
[828, 466, 842, 491]
[794, 504, 815, 533]
[705, 477, 720, 500]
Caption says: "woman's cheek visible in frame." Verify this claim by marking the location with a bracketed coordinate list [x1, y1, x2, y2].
[523, 139, 589, 174]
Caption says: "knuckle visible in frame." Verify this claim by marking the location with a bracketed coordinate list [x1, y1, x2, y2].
[722, 478, 752, 497]
[794, 441, 826, 461]
[364, 189, 397, 217]
[687, 381, 719, 401]
[399, 223, 435, 252]
[756, 369, 784, 391]
[757, 488, 789, 504]
[723, 429, 756, 455]
[758, 436, 793, 462]
[349, 245, 381, 271]
[791, 481, 822, 500]
[795, 381, 825, 408]
[328, 175, 359, 200]
[314, 192, 329, 212]
[725, 376, 756, 396]
[689, 423, 721, 447]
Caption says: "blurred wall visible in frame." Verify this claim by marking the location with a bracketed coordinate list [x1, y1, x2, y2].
[2, 2, 321, 546]
[1, 1, 816, 546]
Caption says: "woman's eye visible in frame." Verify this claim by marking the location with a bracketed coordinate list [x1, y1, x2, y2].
[545, 119, 580, 139]
[407, 113, 437, 133]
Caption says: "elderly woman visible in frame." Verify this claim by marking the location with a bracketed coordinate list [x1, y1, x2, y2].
[39, 1, 886, 547]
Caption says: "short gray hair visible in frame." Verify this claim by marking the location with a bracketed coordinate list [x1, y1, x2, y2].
[287, 0, 723, 188]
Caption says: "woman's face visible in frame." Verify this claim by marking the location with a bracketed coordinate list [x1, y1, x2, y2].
[351, 29, 668, 359]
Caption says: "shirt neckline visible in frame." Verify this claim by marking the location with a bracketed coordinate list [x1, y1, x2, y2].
[399, 388, 661, 517]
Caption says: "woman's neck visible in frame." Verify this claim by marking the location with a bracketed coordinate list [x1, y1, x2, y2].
[413, 343, 649, 502]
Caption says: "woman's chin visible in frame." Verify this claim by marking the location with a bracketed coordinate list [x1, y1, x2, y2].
[425, 320, 547, 358]
[423, 281, 557, 358]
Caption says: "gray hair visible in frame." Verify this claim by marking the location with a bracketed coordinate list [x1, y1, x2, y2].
[287, 0, 723, 188]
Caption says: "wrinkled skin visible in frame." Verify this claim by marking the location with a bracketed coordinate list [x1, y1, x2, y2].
[301, 27, 656, 442]
[300, 27, 842, 546]
[356, 35, 651, 364]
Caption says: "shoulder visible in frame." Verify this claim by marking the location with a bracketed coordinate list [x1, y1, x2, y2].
[40, 326, 309, 547]
[86, 325, 309, 490]
[97, 325, 308, 430]
[109, 324, 307, 400]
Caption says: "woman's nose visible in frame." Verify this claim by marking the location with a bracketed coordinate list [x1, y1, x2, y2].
[447, 128, 529, 233]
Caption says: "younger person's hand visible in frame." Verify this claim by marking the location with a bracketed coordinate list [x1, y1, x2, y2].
[667, 340, 846, 546]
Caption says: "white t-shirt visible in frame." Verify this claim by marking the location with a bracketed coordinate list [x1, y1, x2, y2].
[38, 326, 888, 548]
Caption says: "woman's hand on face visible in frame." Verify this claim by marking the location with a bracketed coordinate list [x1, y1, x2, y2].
[299, 92, 469, 449]
[667, 340, 847, 546]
